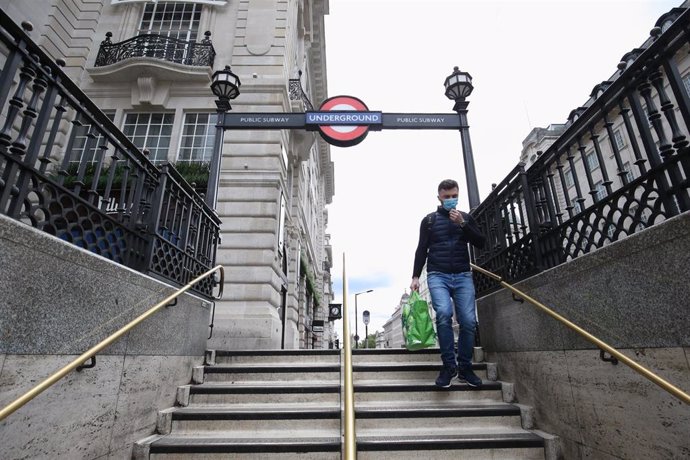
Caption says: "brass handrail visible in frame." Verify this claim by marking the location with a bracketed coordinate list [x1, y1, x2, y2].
[342, 254, 357, 459]
[471, 263, 690, 405]
[0, 265, 225, 422]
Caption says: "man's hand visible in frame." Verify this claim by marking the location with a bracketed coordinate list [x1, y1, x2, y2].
[410, 277, 420, 292]
[449, 209, 465, 225]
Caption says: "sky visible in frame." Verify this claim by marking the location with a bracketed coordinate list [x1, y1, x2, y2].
[322, 0, 680, 338]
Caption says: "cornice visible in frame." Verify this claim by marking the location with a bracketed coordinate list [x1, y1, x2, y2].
[308, 0, 333, 204]
[309, 0, 328, 105]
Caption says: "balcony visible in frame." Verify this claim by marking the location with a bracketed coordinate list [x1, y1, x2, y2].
[90, 31, 215, 83]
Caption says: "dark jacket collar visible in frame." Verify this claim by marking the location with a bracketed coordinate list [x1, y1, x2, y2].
[436, 205, 450, 215]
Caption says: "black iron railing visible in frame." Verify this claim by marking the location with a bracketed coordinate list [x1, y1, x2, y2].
[95, 31, 215, 67]
[472, 6, 690, 296]
[0, 10, 220, 298]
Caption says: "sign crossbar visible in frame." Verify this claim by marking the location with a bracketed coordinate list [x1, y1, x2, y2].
[221, 112, 465, 130]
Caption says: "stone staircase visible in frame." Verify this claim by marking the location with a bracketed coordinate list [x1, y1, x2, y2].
[133, 348, 560, 459]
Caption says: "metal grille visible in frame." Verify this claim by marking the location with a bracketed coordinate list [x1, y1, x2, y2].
[94, 32, 215, 67]
[0, 10, 220, 298]
[69, 111, 116, 164]
[472, 6, 690, 296]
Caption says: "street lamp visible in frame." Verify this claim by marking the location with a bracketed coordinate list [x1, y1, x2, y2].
[354, 289, 373, 349]
[207, 65, 241, 209]
[362, 310, 370, 349]
[444, 66, 481, 210]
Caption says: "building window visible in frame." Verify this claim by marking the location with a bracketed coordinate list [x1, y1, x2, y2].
[683, 73, 690, 96]
[278, 192, 286, 252]
[281, 144, 288, 170]
[585, 151, 599, 171]
[177, 113, 218, 163]
[607, 224, 616, 238]
[572, 199, 584, 214]
[629, 204, 649, 231]
[564, 168, 574, 188]
[122, 113, 174, 163]
[613, 129, 626, 150]
[621, 161, 634, 184]
[139, 2, 202, 41]
[641, 104, 653, 128]
[69, 111, 116, 163]
[593, 181, 606, 201]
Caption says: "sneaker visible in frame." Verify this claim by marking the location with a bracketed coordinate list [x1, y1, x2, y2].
[457, 367, 483, 387]
[435, 365, 457, 388]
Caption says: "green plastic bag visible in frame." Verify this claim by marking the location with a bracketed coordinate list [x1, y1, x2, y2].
[401, 291, 437, 351]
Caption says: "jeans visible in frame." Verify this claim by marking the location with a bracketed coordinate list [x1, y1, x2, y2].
[427, 271, 477, 369]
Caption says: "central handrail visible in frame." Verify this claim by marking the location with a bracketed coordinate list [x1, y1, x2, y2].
[471, 263, 690, 405]
[341, 254, 357, 459]
[0, 265, 225, 422]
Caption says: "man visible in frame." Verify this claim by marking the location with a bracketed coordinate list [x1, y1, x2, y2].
[410, 179, 486, 388]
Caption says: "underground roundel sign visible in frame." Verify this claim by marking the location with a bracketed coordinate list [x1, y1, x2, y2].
[306, 96, 382, 147]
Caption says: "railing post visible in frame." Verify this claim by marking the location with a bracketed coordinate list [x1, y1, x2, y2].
[145, 166, 168, 270]
[518, 164, 543, 271]
[629, 89, 680, 216]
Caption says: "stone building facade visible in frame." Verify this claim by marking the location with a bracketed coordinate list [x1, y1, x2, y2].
[1, 0, 334, 349]
[519, 124, 566, 169]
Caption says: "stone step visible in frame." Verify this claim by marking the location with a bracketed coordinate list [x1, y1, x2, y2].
[138, 431, 545, 459]
[137, 435, 340, 459]
[355, 403, 524, 432]
[195, 362, 494, 384]
[354, 381, 506, 404]
[353, 362, 494, 382]
[210, 349, 340, 365]
[352, 348, 444, 364]
[159, 406, 341, 437]
[197, 363, 340, 383]
[181, 382, 340, 406]
[211, 348, 483, 365]
[357, 431, 546, 460]
[158, 402, 524, 436]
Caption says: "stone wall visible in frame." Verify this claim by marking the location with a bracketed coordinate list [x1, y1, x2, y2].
[477, 211, 690, 459]
[0, 215, 211, 459]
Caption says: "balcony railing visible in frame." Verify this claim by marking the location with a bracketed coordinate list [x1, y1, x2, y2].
[0, 10, 220, 298]
[471, 6, 690, 296]
[95, 31, 215, 67]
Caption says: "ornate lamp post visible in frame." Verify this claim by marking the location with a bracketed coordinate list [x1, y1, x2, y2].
[354, 289, 373, 349]
[444, 66, 481, 210]
[207, 65, 241, 208]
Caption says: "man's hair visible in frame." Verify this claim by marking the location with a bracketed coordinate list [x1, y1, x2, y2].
[437, 179, 459, 193]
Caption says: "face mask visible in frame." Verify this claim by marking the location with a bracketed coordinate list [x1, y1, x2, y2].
[442, 198, 458, 211]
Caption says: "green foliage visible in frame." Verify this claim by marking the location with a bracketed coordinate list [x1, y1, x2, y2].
[58, 162, 127, 190]
[351, 333, 378, 349]
[301, 249, 322, 306]
[171, 161, 210, 190]
[361, 333, 377, 349]
[54, 161, 210, 195]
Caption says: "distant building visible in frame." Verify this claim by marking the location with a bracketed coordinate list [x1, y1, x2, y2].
[520, 124, 567, 169]
[374, 331, 386, 349]
[382, 292, 408, 348]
